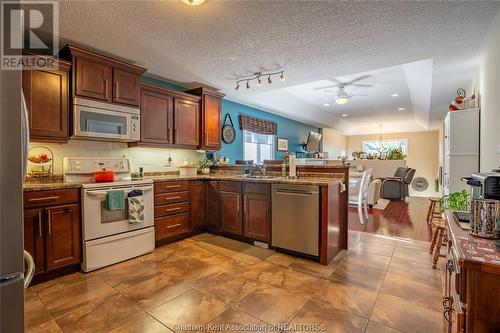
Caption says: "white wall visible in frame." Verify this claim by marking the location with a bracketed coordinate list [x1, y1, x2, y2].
[29, 140, 205, 175]
[473, 23, 500, 172]
[346, 130, 440, 197]
[321, 128, 347, 159]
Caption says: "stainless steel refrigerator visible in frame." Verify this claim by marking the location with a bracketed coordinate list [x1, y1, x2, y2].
[0, 59, 34, 332]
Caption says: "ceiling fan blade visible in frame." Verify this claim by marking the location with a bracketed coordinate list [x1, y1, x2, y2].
[313, 84, 338, 91]
[350, 94, 368, 97]
[350, 83, 373, 88]
[348, 75, 371, 84]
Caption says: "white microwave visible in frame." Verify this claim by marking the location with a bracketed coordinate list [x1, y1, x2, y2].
[73, 97, 140, 142]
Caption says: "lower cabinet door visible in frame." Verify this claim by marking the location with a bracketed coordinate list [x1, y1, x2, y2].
[219, 191, 242, 236]
[243, 193, 270, 242]
[206, 181, 218, 229]
[190, 181, 206, 233]
[44, 204, 81, 270]
[23, 208, 45, 273]
[155, 213, 190, 241]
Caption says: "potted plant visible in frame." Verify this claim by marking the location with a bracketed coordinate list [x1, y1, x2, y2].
[197, 158, 213, 175]
[386, 147, 406, 160]
[440, 190, 469, 217]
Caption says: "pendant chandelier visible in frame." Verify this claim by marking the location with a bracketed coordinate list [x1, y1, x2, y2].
[376, 124, 387, 155]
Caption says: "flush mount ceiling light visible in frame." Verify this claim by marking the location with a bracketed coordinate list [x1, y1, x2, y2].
[324, 103, 330, 106]
[234, 70, 285, 91]
[341, 114, 348, 117]
[182, 0, 206, 6]
[397, 107, 406, 111]
[335, 96, 349, 105]
[391, 93, 400, 97]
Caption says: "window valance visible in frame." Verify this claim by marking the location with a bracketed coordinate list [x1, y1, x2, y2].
[239, 115, 277, 135]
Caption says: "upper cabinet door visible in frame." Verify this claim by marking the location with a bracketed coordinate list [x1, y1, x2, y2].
[75, 57, 112, 101]
[203, 94, 222, 150]
[112, 68, 140, 106]
[22, 63, 70, 143]
[174, 97, 199, 147]
[140, 88, 174, 145]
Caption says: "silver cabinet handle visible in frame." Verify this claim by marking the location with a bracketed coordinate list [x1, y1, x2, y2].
[47, 210, 51, 234]
[38, 211, 42, 237]
[166, 196, 181, 200]
[237, 195, 240, 212]
[165, 185, 180, 189]
[167, 223, 182, 229]
[28, 196, 60, 202]
[166, 207, 181, 212]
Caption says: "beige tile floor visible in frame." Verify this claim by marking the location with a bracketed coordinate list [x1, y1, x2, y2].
[25, 232, 444, 333]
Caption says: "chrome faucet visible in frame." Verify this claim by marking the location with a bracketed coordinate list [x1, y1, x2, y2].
[253, 163, 266, 176]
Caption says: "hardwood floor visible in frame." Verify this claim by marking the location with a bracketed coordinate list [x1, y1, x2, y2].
[348, 197, 434, 242]
[25, 233, 443, 333]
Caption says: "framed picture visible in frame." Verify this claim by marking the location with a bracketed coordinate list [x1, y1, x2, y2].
[277, 137, 288, 151]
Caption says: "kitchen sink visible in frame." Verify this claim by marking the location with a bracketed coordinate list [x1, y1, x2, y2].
[244, 175, 281, 180]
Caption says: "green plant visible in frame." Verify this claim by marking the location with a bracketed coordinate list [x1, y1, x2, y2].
[386, 147, 406, 160]
[197, 158, 213, 170]
[434, 178, 439, 193]
[440, 190, 469, 212]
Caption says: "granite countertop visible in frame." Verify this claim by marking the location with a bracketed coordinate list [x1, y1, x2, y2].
[23, 174, 344, 191]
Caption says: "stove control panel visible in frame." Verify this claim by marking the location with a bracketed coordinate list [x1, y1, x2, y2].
[64, 157, 131, 174]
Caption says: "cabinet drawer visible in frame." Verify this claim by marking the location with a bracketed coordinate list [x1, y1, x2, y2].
[154, 191, 189, 205]
[218, 181, 241, 192]
[244, 182, 270, 195]
[155, 213, 189, 240]
[154, 181, 189, 194]
[154, 202, 189, 218]
[24, 189, 79, 208]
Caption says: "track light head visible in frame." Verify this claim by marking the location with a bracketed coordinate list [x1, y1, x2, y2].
[246, 80, 250, 89]
[257, 77, 262, 86]
[267, 75, 272, 84]
[235, 83, 240, 91]
[280, 72, 286, 82]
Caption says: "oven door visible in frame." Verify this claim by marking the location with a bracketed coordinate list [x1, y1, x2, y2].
[82, 184, 153, 241]
[74, 105, 131, 141]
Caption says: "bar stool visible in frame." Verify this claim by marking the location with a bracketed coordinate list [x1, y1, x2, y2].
[429, 219, 447, 269]
[427, 197, 442, 224]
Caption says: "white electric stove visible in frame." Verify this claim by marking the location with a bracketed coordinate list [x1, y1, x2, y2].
[64, 157, 154, 272]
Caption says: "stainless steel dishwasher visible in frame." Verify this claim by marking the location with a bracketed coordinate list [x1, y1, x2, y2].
[271, 184, 319, 256]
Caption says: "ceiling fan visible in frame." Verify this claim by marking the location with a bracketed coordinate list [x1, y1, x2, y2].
[315, 75, 372, 104]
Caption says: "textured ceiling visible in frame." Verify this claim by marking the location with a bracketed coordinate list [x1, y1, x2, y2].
[54, 0, 500, 134]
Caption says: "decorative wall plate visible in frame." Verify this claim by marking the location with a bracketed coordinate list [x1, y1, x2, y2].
[411, 177, 429, 192]
[221, 113, 235, 144]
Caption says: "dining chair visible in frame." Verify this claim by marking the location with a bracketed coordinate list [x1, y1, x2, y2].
[349, 168, 373, 224]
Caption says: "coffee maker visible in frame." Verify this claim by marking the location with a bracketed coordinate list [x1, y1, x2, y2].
[461, 171, 500, 200]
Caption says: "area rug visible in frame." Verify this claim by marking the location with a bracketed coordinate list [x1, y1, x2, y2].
[373, 198, 390, 210]
[199, 235, 275, 261]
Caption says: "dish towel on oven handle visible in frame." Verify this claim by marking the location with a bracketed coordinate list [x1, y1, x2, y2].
[127, 190, 144, 223]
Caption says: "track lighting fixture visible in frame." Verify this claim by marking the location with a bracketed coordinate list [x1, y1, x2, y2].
[234, 69, 286, 91]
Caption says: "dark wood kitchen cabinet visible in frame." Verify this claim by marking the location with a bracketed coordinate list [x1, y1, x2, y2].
[22, 56, 71, 143]
[206, 181, 219, 230]
[62, 45, 146, 107]
[174, 97, 200, 147]
[23, 208, 45, 274]
[189, 180, 206, 233]
[243, 183, 271, 243]
[23, 189, 81, 282]
[139, 85, 174, 146]
[186, 87, 225, 151]
[218, 181, 242, 236]
[131, 83, 201, 148]
[44, 204, 81, 270]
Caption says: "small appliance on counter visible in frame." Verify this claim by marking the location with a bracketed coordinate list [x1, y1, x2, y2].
[64, 157, 154, 272]
[462, 171, 500, 200]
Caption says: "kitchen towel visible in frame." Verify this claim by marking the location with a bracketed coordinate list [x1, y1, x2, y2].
[106, 190, 125, 211]
[128, 190, 144, 223]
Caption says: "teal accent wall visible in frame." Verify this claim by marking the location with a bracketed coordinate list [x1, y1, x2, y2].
[140, 77, 318, 161]
[217, 99, 319, 161]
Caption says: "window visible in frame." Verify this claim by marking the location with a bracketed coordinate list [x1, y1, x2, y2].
[362, 139, 408, 156]
[243, 130, 275, 164]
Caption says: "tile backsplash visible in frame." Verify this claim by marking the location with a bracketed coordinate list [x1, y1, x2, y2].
[29, 140, 205, 174]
